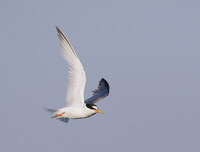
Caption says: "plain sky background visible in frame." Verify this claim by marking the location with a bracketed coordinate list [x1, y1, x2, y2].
[0, 0, 200, 152]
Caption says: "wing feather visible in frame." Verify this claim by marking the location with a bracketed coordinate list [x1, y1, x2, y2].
[56, 27, 86, 107]
[85, 78, 109, 104]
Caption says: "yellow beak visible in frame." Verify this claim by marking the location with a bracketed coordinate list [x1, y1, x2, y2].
[95, 109, 104, 114]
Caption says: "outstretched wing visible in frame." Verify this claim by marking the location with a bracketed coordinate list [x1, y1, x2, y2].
[56, 27, 86, 107]
[85, 78, 110, 104]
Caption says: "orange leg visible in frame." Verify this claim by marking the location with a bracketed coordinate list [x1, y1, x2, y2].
[56, 112, 65, 117]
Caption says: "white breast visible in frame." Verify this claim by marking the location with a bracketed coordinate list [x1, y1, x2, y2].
[59, 106, 96, 119]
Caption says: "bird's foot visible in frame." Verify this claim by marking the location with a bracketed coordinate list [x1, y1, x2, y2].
[56, 112, 65, 117]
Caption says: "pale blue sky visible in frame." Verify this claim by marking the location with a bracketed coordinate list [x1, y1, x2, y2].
[0, 1, 200, 152]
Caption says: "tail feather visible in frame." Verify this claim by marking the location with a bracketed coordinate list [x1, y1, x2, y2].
[44, 107, 70, 123]
[43, 107, 57, 118]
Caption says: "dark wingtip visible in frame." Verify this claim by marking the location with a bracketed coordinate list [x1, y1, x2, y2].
[100, 78, 110, 93]
[56, 26, 62, 35]
[55, 26, 78, 57]
[55, 26, 59, 32]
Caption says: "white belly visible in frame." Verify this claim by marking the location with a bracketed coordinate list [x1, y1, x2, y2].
[58, 106, 96, 119]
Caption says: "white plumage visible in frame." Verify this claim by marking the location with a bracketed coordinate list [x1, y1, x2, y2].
[44, 27, 110, 123]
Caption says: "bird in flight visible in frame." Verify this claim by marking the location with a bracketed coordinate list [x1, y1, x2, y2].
[44, 27, 110, 123]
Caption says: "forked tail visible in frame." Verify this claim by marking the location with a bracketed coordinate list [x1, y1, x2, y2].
[43, 107, 69, 123]
[43, 107, 57, 117]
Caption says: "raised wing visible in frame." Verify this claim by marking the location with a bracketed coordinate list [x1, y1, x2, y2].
[56, 27, 86, 107]
[85, 78, 109, 104]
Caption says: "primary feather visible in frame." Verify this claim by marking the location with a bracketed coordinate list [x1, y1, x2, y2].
[85, 78, 110, 104]
[56, 27, 86, 107]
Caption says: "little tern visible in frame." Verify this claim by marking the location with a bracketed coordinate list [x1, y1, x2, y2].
[44, 27, 110, 123]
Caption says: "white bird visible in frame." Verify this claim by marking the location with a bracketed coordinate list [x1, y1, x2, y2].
[44, 27, 110, 123]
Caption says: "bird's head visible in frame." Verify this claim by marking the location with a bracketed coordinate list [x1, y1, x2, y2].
[86, 104, 104, 114]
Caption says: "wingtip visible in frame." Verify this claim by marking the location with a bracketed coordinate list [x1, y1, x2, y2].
[56, 26, 61, 33]
[101, 78, 109, 86]
[100, 78, 110, 93]
[55, 26, 78, 58]
[101, 78, 107, 83]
